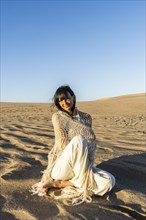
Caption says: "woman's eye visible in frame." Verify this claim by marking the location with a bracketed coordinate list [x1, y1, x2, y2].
[59, 98, 64, 102]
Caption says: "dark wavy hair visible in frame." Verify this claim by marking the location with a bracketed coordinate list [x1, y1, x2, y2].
[53, 85, 76, 113]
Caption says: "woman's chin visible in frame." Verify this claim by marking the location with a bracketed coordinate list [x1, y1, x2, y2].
[64, 107, 71, 112]
[65, 109, 72, 114]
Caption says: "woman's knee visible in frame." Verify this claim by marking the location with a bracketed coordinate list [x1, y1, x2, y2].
[70, 135, 88, 150]
[65, 135, 88, 164]
[71, 134, 85, 143]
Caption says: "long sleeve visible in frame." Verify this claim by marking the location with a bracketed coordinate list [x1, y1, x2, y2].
[52, 112, 69, 149]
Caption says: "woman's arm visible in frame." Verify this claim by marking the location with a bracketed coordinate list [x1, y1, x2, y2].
[52, 113, 68, 149]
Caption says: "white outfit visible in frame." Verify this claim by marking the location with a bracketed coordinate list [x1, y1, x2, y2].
[51, 135, 115, 204]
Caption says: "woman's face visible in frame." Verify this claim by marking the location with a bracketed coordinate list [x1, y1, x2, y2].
[58, 92, 75, 113]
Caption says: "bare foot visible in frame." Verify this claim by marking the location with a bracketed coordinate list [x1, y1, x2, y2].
[43, 180, 74, 193]
[42, 181, 54, 193]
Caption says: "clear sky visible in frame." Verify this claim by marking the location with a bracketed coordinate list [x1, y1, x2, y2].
[1, 0, 145, 103]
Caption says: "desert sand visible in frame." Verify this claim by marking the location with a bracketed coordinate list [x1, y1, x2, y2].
[0, 93, 146, 220]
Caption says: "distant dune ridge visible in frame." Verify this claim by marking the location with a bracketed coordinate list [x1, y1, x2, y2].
[0, 93, 146, 220]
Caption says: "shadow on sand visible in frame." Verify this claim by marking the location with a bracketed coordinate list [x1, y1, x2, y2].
[96, 152, 146, 194]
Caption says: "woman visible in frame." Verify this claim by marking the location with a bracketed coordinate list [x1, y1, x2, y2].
[31, 85, 115, 205]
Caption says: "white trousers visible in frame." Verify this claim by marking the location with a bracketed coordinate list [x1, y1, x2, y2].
[51, 135, 115, 196]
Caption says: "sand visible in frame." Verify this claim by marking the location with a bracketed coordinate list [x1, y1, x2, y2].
[0, 93, 146, 220]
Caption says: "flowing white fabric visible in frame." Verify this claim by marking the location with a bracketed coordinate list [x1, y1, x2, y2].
[51, 135, 115, 204]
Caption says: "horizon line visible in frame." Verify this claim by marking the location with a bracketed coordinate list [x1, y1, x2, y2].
[1, 92, 145, 104]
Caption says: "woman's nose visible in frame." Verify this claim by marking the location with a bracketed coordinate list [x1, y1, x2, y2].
[62, 99, 67, 104]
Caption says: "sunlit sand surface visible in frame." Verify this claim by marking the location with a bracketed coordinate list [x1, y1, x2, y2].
[0, 93, 146, 220]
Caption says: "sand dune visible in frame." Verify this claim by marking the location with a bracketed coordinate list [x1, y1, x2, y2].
[0, 93, 146, 220]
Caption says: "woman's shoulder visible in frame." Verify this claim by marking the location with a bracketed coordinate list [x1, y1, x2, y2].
[52, 111, 61, 121]
[52, 111, 70, 128]
[52, 111, 68, 122]
[78, 110, 92, 127]
[78, 110, 92, 119]
[52, 111, 60, 118]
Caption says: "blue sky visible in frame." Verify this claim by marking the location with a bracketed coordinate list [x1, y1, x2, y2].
[1, 0, 145, 103]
